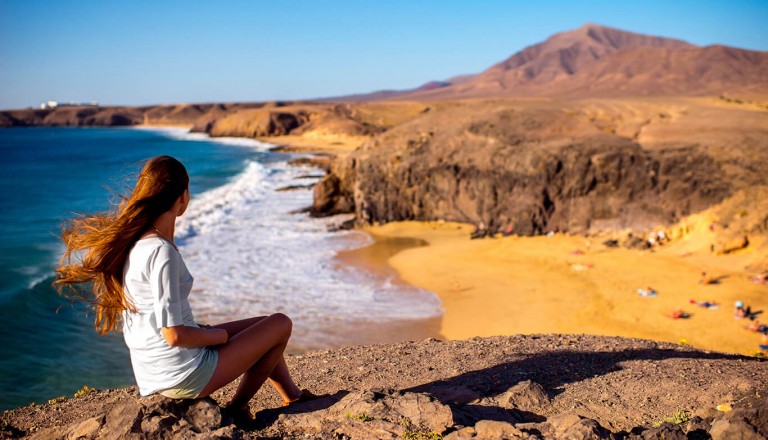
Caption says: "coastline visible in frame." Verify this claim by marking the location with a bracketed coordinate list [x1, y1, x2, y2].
[3, 119, 767, 418]
[138, 125, 443, 353]
[178, 125, 768, 357]
[128, 126, 768, 358]
[334, 233, 444, 344]
[359, 221, 768, 356]
[0, 125, 430, 411]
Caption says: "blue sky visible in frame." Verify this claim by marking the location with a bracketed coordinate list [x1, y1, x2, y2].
[1, 0, 766, 109]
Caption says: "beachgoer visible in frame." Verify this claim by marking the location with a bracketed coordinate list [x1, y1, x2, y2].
[668, 309, 688, 319]
[746, 321, 768, 334]
[689, 299, 719, 309]
[55, 156, 320, 420]
[734, 300, 752, 319]
[699, 271, 714, 285]
[471, 222, 488, 239]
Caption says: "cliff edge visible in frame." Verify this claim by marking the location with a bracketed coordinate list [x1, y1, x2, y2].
[2, 335, 767, 439]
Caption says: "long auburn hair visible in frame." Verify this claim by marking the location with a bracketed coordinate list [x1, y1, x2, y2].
[55, 156, 189, 335]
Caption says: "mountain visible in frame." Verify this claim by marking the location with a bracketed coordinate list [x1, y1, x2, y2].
[334, 24, 768, 100]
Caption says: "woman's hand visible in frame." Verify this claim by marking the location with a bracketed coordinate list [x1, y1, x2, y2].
[161, 325, 228, 348]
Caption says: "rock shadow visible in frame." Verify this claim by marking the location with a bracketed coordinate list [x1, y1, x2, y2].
[253, 390, 348, 428]
[404, 344, 754, 425]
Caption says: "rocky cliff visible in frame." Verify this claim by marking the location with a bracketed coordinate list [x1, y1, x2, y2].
[0, 102, 292, 130]
[6, 97, 766, 239]
[2, 335, 767, 439]
[311, 99, 768, 236]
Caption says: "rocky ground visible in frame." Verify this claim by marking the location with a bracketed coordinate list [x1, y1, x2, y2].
[2, 334, 767, 439]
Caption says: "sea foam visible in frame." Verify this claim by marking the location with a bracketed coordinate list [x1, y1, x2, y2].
[134, 126, 276, 151]
[156, 131, 443, 351]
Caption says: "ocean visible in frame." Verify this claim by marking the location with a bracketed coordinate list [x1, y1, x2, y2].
[0, 127, 442, 411]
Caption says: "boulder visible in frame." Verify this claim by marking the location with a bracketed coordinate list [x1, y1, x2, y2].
[444, 426, 478, 439]
[68, 415, 104, 439]
[629, 422, 686, 439]
[547, 413, 616, 439]
[473, 420, 527, 439]
[277, 389, 453, 438]
[28, 396, 235, 440]
[100, 400, 144, 440]
[496, 380, 551, 411]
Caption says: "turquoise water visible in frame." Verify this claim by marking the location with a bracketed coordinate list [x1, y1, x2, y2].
[0, 126, 443, 412]
[0, 127, 269, 410]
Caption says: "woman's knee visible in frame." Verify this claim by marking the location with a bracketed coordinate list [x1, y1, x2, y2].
[270, 312, 292, 336]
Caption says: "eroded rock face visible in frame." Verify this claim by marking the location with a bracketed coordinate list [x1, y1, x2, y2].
[207, 109, 310, 138]
[495, 380, 551, 411]
[708, 395, 768, 440]
[313, 105, 734, 235]
[27, 395, 235, 440]
[274, 389, 454, 439]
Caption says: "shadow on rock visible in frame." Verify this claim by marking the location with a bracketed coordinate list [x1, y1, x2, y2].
[253, 390, 348, 428]
[406, 346, 747, 401]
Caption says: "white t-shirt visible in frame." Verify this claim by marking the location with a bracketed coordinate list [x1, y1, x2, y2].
[122, 236, 205, 396]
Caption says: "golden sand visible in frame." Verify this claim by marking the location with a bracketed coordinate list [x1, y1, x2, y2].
[356, 221, 767, 356]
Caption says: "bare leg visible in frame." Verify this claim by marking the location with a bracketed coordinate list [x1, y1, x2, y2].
[208, 316, 300, 402]
[227, 342, 287, 410]
[266, 357, 298, 402]
[197, 313, 300, 407]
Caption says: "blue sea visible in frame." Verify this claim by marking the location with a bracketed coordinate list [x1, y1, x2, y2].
[0, 127, 441, 411]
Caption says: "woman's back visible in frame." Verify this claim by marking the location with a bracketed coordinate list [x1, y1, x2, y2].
[122, 236, 204, 396]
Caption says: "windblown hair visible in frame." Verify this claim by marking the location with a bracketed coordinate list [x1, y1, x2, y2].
[55, 156, 189, 335]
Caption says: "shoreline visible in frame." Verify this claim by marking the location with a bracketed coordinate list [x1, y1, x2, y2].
[334, 233, 444, 343]
[359, 221, 768, 357]
[140, 125, 768, 358]
[171, 125, 768, 357]
[142, 126, 441, 353]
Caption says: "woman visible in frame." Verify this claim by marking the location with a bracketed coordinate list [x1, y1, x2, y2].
[55, 155, 315, 418]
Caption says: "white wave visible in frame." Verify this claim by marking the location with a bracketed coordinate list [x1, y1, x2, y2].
[173, 158, 442, 351]
[27, 273, 54, 289]
[134, 126, 275, 152]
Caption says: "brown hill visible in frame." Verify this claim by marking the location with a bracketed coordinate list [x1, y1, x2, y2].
[336, 24, 768, 101]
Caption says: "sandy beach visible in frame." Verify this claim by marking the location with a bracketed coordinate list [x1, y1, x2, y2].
[250, 116, 768, 358]
[351, 220, 767, 356]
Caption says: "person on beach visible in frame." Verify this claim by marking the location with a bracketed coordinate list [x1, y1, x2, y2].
[54, 156, 318, 420]
[746, 321, 768, 334]
[471, 222, 488, 239]
[734, 300, 753, 320]
[668, 308, 689, 319]
[699, 271, 713, 285]
[637, 287, 658, 297]
[689, 299, 719, 309]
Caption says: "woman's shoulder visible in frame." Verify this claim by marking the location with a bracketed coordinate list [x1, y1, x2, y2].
[131, 236, 180, 262]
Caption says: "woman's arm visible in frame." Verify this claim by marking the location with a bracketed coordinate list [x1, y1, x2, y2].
[161, 325, 228, 348]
